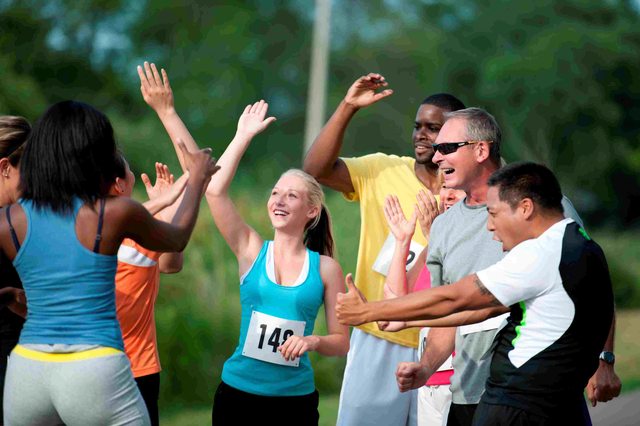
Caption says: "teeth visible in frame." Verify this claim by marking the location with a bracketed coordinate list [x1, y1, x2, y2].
[274, 210, 288, 216]
[444, 168, 454, 175]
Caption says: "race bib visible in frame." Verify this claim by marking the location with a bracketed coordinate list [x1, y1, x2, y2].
[459, 313, 509, 336]
[372, 234, 425, 276]
[242, 311, 306, 367]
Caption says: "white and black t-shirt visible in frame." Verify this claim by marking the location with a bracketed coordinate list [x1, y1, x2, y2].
[476, 218, 614, 416]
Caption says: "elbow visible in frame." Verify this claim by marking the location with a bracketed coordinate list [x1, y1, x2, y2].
[338, 341, 350, 357]
[160, 264, 183, 274]
[302, 157, 320, 179]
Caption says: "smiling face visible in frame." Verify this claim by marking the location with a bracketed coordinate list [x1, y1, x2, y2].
[431, 117, 480, 191]
[267, 174, 319, 231]
[412, 104, 447, 165]
[486, 185, 527, 252]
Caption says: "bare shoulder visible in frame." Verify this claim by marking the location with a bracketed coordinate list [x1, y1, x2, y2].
[319, 255, 344, 283]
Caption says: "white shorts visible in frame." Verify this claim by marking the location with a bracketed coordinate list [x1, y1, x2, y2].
[417, 384, 451, 426]
[337, 329, 418, 426]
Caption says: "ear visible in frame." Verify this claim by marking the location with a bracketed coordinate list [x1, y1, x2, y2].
[474, 141, 492, 163]
[307, 205, 320, 220]
[0, 158, 10, 178]
[519, 198, 535, 220]
[114, 177, 125, 194]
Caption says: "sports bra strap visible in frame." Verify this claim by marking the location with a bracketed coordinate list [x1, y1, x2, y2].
[93, 198, 106, 254]
[5, 205, 20, 252]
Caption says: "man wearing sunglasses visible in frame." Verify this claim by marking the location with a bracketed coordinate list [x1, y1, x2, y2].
[392, 108, 619, 425]
[303, 73, 464, 426]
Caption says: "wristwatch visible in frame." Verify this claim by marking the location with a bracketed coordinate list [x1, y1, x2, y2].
[599, 351, 615, 365]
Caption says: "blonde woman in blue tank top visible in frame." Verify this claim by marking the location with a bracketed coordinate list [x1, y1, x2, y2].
[0, 101, 219, 425]
[205, 101, 349, 425]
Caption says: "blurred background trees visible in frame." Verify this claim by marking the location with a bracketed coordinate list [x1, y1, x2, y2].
[2, 0, 639, 415]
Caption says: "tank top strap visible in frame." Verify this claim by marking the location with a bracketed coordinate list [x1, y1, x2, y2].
[5, 205, 20, 251]
[93, 198, 106, 253]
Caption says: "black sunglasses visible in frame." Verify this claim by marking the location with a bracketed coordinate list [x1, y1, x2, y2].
[432, 140, 493, 155]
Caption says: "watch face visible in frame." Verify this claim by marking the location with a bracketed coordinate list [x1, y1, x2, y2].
[600, 351, 615, 364]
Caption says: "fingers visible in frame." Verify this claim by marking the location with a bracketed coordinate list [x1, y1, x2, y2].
[150, 62, 163, 87]
[278, 336, 308, 361]
[141, 173, 152, 191]
[137, 65, 150, 90]
[372, 89, 394, 102]
[161, 68, 171, 89]
[345, 273, 356, 292]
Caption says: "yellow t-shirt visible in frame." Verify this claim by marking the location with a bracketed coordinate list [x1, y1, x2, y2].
[343, 153, 434, 347]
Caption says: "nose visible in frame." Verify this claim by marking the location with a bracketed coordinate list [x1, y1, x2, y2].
[432, 149, 443, 165]
[486, 217, 495, 232]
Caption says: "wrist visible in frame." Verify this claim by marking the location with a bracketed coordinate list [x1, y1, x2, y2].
[599, 351, 615, 366]
[307, 335, 321, 351]
[156, 106, 177, 120]
[340, 99, 361, 113]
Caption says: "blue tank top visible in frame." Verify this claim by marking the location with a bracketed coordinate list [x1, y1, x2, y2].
[14, 198, 123, 350]
[221, 241, 325, 396]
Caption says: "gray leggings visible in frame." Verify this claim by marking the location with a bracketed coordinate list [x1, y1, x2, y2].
[3, 345, 150, 426]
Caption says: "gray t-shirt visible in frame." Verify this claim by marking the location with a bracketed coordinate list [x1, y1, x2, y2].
[427, 195, 582, 405]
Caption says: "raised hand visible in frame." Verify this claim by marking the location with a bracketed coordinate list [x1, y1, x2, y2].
[416, 189, 441, 240]
[141, 162, 189, 215]
[142, 163, 174, 200]
[344, 73, 393, 109]
[396, 362, 430, 393]
[336, 273, 369, 326]
[137, 61, 175, 116]
[384, 195, 417, 243]
[235, 100, 277, 139]
[278, 335, 320, 361]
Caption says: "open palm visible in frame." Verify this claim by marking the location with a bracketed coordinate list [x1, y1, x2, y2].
[384, 195, 417, 242]
[236, 100, 277, 138]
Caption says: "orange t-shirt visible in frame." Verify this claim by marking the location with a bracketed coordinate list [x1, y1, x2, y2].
[115, 239, 161, 377]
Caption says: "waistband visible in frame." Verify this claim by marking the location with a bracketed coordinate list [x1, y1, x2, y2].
[12, 344, 122, 362]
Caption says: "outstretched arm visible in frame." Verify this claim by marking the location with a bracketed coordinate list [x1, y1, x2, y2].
[302, 73, 393, 193]
[205, 101, 276, 273]
[119, 142, 219, 253]
[279, 256, 350, 360]
[337, 273, 504, 325]
[138, 62, 198, 172]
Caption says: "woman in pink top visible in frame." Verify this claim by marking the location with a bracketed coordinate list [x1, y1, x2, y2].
[379, 184, 465, 426]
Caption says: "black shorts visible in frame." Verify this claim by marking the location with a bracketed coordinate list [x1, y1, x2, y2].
[211, 381, 319, 426]
[471, 400, 592, 426]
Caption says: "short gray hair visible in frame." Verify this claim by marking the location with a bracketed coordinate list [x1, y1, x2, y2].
[444, 107, 501, 164]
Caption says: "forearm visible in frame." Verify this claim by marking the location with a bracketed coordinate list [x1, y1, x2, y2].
[385, 239, 411, 297]
[205, 134, 251, 197]
[312, 333, 350, 357]
[303, 100, 357, 178]
[362, 287, 462, 323]
[142, 197, 170, 216]
[155, 109, 198, 172]
[168, 177, 206, 249]
[603, 312, 616, 352]
[406, 306, 508, 328]
[420, 327, 456, 374]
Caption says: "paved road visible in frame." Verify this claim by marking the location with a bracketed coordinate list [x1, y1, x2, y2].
[588, 391, 640, 425]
